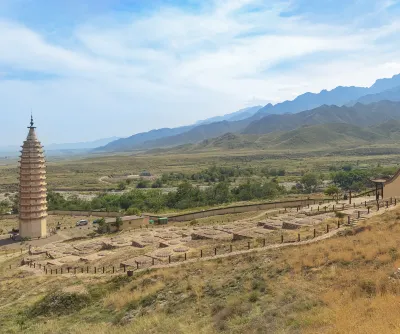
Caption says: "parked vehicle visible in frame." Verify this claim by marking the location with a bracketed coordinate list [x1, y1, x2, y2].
[76, 220, 88, 226]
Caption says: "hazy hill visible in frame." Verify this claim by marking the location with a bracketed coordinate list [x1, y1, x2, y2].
[349, 86, 400, 105]
[195, 106, 262, 125]
[140, 120, 249, 149]
[368, 73, 400, 93]
[253, 73, 400, 118]
[46, 137, 119, 150]
[252, 86, 368, 119]
[243, 101, 400, 134]
[96, 125, 194, 152]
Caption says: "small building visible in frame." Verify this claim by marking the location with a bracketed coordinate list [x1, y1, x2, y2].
[371, 170, 400, 200]
[105, 215, 149, 232]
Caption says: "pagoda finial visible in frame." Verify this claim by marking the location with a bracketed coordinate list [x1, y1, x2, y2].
[29, 112, 35, 129]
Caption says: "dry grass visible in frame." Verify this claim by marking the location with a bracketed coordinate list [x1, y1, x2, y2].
[2, 207, 400, 333]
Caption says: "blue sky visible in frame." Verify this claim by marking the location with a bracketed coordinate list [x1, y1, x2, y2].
[0, 0, 400, 145]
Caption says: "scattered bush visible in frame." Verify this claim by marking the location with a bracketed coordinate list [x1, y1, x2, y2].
[28, 292, 91, 317]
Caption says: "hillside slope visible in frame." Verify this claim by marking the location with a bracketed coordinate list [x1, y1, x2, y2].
[2, 208, 400, 333]
[195, 106, 262, 125]
[244, 101, 400, 135]
[349, 86, 400, 106]
[139, 120, 250, 149]
[96, 125, 194, 152]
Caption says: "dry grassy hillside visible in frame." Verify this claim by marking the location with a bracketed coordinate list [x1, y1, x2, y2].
[1, 209, 400, 333]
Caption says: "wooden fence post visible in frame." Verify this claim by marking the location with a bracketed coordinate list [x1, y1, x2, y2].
[169, 255, 171, 263]
[200, 250, 203, 258]
[326, 224, 329, 233]
[337, 220, 340, 228]
[230, 244, 233, 252]
[297, 233, 300, 242]
[347, 216, 350, 224]
[113, 266, 115, 274]
[184, 253, 187, 261]
[281, 235, 284, 243]
[313, 229, 316, 238]
[263, 239, 266, 247]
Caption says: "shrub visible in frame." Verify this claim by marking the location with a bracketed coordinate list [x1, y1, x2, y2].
[28, 292, 91, 317]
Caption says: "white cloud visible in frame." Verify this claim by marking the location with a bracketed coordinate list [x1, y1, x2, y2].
[0, 0, 399, 145]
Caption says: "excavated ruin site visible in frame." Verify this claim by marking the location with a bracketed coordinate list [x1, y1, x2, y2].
[16, 195, 387, 274]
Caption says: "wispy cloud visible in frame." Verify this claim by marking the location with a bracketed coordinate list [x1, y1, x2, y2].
[0, 0, 399, 144]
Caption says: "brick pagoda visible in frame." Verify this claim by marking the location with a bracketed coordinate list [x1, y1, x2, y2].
[18, 116, 47, 238]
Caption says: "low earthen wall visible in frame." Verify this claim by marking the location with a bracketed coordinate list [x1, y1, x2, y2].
[167, 198, 330, 222]
[47, 210, 120, 218]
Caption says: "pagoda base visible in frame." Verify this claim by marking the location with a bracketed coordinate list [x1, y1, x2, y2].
[19, 217, 47, 238]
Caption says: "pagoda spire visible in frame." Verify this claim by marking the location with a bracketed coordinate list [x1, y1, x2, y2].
[29, 113, 36, 129]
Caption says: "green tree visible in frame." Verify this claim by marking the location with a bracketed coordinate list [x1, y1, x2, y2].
[96, 218, 107, 234]
[151, 179, 163, 188]
[125, 206, 141, 216]
[324, 185, 340, 201]
[112, 216, 123, 231]
[301, 173, 319, 193]
[136, 179, 150, 188]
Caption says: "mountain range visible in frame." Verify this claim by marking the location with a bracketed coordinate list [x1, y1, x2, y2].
[158, 120, 400, 153]
[96, 73, 400, 152]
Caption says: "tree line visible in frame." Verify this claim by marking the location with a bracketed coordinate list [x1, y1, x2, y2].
[47, 179, 285, 213]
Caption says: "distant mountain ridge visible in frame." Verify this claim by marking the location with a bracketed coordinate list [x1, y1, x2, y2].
[96, 125, 194, 152]
[96, 73, 400, 152]
[161, 120, 400, 153]
[347, 85, 400, 106]
[243, 101, 400, 134]
[195, 106, 262, 125]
